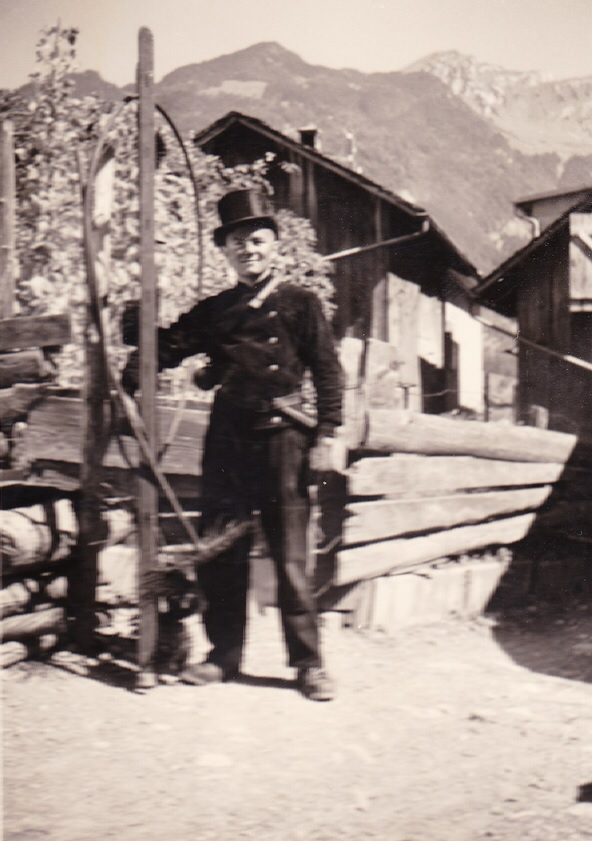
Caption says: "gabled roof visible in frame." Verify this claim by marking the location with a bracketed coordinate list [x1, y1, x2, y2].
[193, 111, 476, 275]
[193, 111, 424, 216]
[475, 193, 592, 299]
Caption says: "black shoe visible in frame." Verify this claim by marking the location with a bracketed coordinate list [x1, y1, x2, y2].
[180, 662, 236, 686]
[296, 667, 335, 701]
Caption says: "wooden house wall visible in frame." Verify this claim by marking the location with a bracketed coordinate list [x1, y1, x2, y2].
[514, 226, 592, 434]
[572, 313, 592, 362]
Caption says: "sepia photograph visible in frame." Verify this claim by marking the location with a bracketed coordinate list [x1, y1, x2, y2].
[1, 0, 592, 838]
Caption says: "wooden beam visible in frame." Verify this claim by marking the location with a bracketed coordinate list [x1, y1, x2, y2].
[336, 512, 535, 586]
[24, 395, 208, 473]
[137, 27, 159, 686]
[304, 158, 317, 229]
[0, 120, 16, 318]
[0, 314, 71, 352]
[361, 409, 588, 464]
[69, 140, 115, 651]
[344, 486, 552, 545]
[0, 350, 52, 388]
[0, 383, 48, 423]
[347, 453, 567, 498]
[0, 606, 65, 642]
[570, 213, 592, 305]
[387, 274, 422, 411]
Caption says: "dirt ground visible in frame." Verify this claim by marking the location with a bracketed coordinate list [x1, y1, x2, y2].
[3, 598, 592, 841]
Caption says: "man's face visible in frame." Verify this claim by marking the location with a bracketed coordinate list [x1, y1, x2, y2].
[221, 223, 277, 284]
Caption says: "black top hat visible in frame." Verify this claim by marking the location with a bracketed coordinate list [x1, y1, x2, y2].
[213, 189, 278, 247]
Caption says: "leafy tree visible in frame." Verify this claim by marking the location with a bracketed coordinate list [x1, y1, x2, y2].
[1, 25, 335, 392]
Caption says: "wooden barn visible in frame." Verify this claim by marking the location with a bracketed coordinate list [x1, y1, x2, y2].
[475, 186, 592, 435]
[194, 111, 515, 420]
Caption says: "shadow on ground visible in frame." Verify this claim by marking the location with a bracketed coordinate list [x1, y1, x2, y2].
[484, 427, 592, 686]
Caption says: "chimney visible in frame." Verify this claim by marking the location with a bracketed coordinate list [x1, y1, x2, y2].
[298, 126, 317, 149]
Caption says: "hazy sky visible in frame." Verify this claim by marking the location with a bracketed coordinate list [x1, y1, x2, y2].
[2, 0, 592, 89]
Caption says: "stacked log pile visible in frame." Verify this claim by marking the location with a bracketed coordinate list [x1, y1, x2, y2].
[0, 495, 136, 665]
[0, 315, 72, 668]
[328, 409, 592, 631]
[0, 575, 68, 667]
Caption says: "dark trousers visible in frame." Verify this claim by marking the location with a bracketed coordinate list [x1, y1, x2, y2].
[198, 399, 320, 674]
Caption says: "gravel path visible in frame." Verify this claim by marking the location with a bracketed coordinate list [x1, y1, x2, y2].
[3, 601, 592, 841]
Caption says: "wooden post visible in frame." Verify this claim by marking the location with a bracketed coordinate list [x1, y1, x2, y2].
[370, 198, 387, 341]
[70, 146, 115, 651]
[304, 158, 318, 230]
[137, 27, 159, 686]
[0, 120, 16, 318]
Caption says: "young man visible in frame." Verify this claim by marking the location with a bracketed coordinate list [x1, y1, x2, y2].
[123, 189, 343, 700]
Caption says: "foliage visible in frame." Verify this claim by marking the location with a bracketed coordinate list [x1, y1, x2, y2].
[1, 26, 335, 391]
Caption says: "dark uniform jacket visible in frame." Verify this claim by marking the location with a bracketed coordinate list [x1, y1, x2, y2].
[122, 275, 343, 438]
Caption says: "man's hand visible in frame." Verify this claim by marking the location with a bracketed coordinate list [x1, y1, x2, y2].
[309, 436, 347, 474]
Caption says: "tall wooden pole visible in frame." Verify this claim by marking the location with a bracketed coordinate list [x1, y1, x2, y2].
[70, 147, 114, 651]
[0, 120, 16, 318]
[137, 27, 159, 687]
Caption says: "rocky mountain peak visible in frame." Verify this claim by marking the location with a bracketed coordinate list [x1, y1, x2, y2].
[403, 50, 545, 117]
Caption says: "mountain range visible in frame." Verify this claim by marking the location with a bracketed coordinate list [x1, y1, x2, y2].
[32, 43, 592, 274]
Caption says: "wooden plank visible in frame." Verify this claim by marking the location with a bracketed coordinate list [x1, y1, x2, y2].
[70, 140, 116, 651]
[344, 486, 552, 545]
[287, 150, 305, 217]
[339, 337, 365, 449]
[485, 372, 516, 423]
[336, 513, 535, 586]
[0, 350, 52, 387]
[305, 158, 318, 229]
[137, 26, 158, 684]
[0, 606, 65, 641]
[347, 453, 566, 498]
[570, 213, 592, 307]
[24, 395, 208, 474]
[0, 468, 25, 483]
[362, 409, 587, 464]
[0, 314, 71, 352]
[0, 120, 16, 318]
[387, 273, 421, 410]
[0, 383, 48, 423]
[370, 198, 387, 341]
[364, 338, 401, 409]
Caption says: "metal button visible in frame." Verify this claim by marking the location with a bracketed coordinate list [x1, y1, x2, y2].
[268, 336, 279, 344]
[270, 415, 282, 424]
[268, 363, 279, 372]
